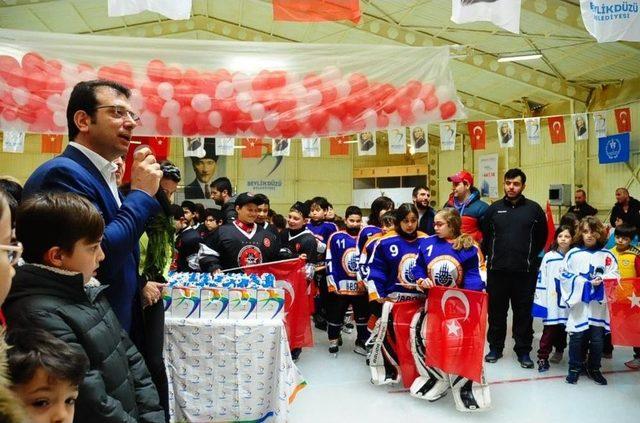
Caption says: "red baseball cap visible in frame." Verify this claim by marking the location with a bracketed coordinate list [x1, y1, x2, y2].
[447, 170, 474, 186]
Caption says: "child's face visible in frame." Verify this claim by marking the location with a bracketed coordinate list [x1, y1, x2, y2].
[256, 204, 270, 224]
[326, 207, 335, 220]
[182, 208, 194, 225]
[400, 212, 418, 234]
[61, 238, 105, 284]
[557, 229, 573, 251]
[345, 214, 362, 230]
[615, 235, 632, 250]
[13, 367, 78, 423]
[381, 222, 394, 234]
[204, 216, 219, 232]
[287, 211, 305, 230]
[309, 205, 325, 221]
[582, 228, 597, 248]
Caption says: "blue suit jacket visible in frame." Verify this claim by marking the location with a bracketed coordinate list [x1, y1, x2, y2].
[23, 145, 161, 333]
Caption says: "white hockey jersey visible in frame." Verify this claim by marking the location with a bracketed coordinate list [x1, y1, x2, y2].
[532, 250, 568, 326]
[559, 247, 619, 333]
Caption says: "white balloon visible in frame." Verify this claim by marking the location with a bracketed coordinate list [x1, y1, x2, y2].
[321, 66, 341, 83]
[129, 89, 143, 111]
[215, 81, 233, 99]
[168, 115, 183, 133]
[290, 84, 307, 101]
[232, 73, 252, 93]
[327, 116, 342, 133]
[11, 88, 29, 106]
[235, 91, 253, 113]
[411, 99, 425, 117]
[435, 85, 455, 103]
[264, 112, 279, 131]
[362, 108, 377, 128]
[285, 72, 300, 86]
[52, 111, 66, 127]
[335, 80, 350, 98]
[249, 103, 265, 121]
[46, 93, 64, 112]
[388, 111, 402, 128]
[208, 111, 222, 128]
[157, 82, 174, 101]
[305, 89, 322, 107]
[161, 99, 180, 118]
[140, 110, 157, 129]
[191, 94, 212, 113]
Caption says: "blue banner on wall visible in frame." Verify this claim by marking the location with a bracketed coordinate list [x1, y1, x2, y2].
[599, 133, 630, 164]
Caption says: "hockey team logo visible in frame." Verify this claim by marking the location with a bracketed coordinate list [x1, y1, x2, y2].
[341, 247, 360, 277]
[428, 255, 463, 287]
[397, 253, 418, 287]
[238, 245, 263, 267]
[605, 137, 622, 159]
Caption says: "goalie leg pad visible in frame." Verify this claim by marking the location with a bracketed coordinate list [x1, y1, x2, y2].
[449, 374, 491, 412]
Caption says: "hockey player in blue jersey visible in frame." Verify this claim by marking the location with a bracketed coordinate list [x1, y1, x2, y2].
[532, 225, 575, 372]
[366, 203, 428, 385]
[409, 208, 490, 412]
[358, 212, 397, 291]
[560, 217, 619, 385]
[326, 206, 370, 356]
[357, 196, 395, 253]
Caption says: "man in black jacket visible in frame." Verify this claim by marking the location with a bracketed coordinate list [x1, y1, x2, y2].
[564, 189, 598, 221]
[609, 187, 640, 233]
[413, 185, 435, 235]
[210, 177, 237, 224]
[480, 168, 547, 369]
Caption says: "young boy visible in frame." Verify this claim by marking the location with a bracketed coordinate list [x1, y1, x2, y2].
[199, 208, 224, 242]
[609, 223, 640, 369]
[7, 328, 89, 423]
[4, 192, 164, 422]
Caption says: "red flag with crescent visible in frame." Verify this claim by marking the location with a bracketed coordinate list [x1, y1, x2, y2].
[425, 286, 488, 383]
[604, 278, 640, 346]
[391, 299, 423, 388]
[615, 108, 631, 133]
[547, 116, 566, 144]
[467, 121, 486, 150]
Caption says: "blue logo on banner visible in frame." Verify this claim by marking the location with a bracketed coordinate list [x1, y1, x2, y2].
[599, 133, 630, 164]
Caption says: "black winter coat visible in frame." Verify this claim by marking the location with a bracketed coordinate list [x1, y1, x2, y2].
[3, 265, 164, 423]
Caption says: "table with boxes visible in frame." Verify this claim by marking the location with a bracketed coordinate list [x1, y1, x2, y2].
[163, 272, 306, 422]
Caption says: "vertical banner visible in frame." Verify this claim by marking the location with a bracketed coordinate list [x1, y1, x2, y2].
[183, 138, 224, 200]
[440, 122, 456, 151]
[391, 300, 423, 389]
[573, 113, 589, 140]
[388, 129, 407, 155]
[183, 136, 205, 157]
[599, 132, 630, 164]
[547, 116, 567, 144]
[410, 125, 429, 153]
[272, 138, 291, 157]
[357, 131, 377, 156]
[615, 108, 632, 133]
[240, 147, 285, 200]
[329, 135, 350, 156]
[467, 121, 486, 150]
[241, 138, 264, 158]
[593, 111, 608, 139]
[497, 119, 514, 148]
[604, 278, 640, 346]
[41, 134, 63, 154]
[215, 137, 236, 156]
[301, 137, 321, 157]
[478, 154, 499, 199]
[525, 117, 541, 145]
[2, 131, 25, 153]
[451, 0, 522, 33]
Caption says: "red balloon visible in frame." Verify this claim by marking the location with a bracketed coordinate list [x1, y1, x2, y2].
[396, 96, 413, 120]
[303, 73, 322, 91]
[348, 73, 368, 94]
[77, 63, 94, 73]
[320, 85, 337, 106]
[278, 118, 300, 138]
[275, 94, 296, 114]
[25, 70, 48, 93]
[46, 59, 62, 75]
[141, 81, 158, 98]
[17, 107, 37, 124]
[155, 116, 171, 134]
[404, 80, 422, 99]
[236, 112, 252, 132]
[220, 121, 238, 135]
[174, 83, 193, 106]
[183, 68, 201, 87]
[2, 106, 19, 121]
[182, 122, 198, 136]
[376, 113, 389, 128]
[27, 93, 47, 111]
[252, 70, 271, 92]
[439, 101, 457, 121]
[46, 76, 66, 94]
[327, 98, 347, 119]
[250, 122, 267, 137]
[268, 70, 288, 90]
[381, 93, 398, 114]
[21, 52, 46, 73]
[345, 94, 365, 117]
[423, 94, 438, 112]
[162, 67, 182, 85]
[300, 121, 315, 137]
[197, 72, 218, 98]
[0, 55, 20, 73]
[145, 95, 164, 114]
[179, 105, 196, 126]
[147, 59, 166, 82]
[195, 112, 217, 135]
[215, 68, 232, 82]
[31, 111, 54, 132]
[422, 83, 436, 98]
[3, 68, 24, 88]
[309, 109, 329, 132]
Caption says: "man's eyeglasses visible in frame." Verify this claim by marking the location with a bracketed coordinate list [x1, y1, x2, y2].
[95, 105, 141, 123]
[0, 242, 23, 266]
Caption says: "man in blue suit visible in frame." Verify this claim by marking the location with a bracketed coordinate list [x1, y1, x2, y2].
[23, 80, 163, 337]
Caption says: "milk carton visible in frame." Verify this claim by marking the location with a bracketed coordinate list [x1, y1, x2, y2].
[199, 287, 229, 319]
[170, 286, 201, 318]
[256, 288, 285, 320]
[228, 288, 257, 320]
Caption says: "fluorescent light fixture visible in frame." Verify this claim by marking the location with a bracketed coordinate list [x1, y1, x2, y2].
[498, 54, 542, 63]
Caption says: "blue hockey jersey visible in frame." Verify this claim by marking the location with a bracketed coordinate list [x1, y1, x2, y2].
[411, 236, 486, 292]
[357, 225, 382, 253]
[326, 231, 365, 295]
[367, 232, 428, 301]
[306, 220, 338, 243]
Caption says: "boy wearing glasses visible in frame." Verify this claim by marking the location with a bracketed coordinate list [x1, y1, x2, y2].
[3, 192, 164, 422]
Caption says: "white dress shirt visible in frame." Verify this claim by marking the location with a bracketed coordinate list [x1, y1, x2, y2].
[69, 142, 122, 207]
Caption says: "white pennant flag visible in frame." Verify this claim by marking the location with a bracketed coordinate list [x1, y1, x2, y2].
[580, 0, 640, 43]
[215, 138, 235, 156]
[301, 137, 321, 157]
[525, 117, 541, 145]
[440, 122, 456, 151]
[388, 129, 407, 155]
[573, 113, 589, 141]
[497, 119, 515, 148]
[410, 125, 429, 153]
[183, 137, 205, 157]
[2, 131, 25, 153]
[593, 111, 608, 139]
[357, 131, 377, 156]
[108, 0, 192, 20]
[451, 0, 522, 33]
[272, 138, 291, 157]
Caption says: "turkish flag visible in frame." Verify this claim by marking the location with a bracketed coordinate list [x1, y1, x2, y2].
[425, 286, 488, 383]
[41, 134, 63, 154]
[467, 121, 486, 150]
[544, 201, 555, 252]
[605, 278, 640, 346]
[548, 116, 566, 144]
[244, 258, 314, 350]
[131, 136, 170, 160]
[241, 138, 263, 158]
[391, 300, 423, 388]
[615, 108, 631, 133]
[273, 0, 361, 23]
[329, 135, 350, 156]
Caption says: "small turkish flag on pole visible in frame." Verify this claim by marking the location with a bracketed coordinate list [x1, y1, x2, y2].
[41, 134, 63, 154]
[241, 138, 263, 158]
[614, 108, 631, 133]
[547, 116, 566, 144]
[467, 121, 486, 150]
[605, 278, 640, 346]
[329, 135, 350, 156]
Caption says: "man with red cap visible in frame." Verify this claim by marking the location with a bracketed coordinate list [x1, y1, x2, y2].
[443, 170, 488, 242]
